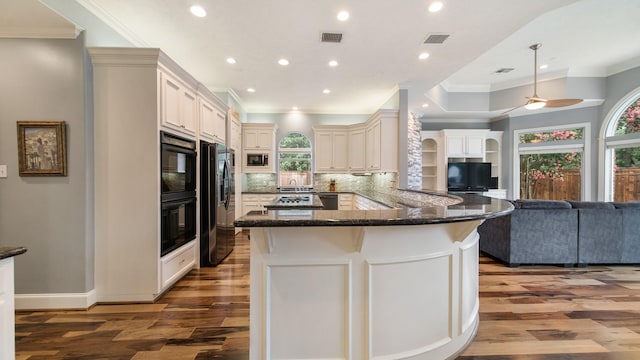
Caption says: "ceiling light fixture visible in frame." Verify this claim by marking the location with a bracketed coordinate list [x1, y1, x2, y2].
[337, 10, 350, 21]
[428, 1, 443, 13]
[190, 5, 206, 17]
[226, 57, 236, 64]
[419, 52, 430, 60]
[539, 64, 548, 69]
[422, 103, 430, 108]
[524, 99, 546, 110]
[292, 106, 299, 110]
[247, 88, 256, 93]
[328, 60, 338, 67]
[278, 58, 289, 66]
[323, 89, 331, 94]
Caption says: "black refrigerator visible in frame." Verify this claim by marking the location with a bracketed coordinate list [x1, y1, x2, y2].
[200, 140, 235, 267]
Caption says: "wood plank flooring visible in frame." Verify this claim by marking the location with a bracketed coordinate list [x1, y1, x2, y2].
[15, 232, 640, 359]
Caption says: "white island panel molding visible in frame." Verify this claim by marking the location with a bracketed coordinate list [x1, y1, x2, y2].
[249, 221, 482, 360]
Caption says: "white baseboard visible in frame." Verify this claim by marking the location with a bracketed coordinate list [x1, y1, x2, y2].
[15, 289, 97, 310]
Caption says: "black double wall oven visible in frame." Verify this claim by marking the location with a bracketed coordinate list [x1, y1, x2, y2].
[160, 131, 197, 257]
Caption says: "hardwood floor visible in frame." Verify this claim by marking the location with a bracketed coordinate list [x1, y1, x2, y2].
[15, 232, 640, 359]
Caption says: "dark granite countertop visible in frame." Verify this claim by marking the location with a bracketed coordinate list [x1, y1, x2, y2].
[0, 246, 27, 260]
[235, 190, 513, 227]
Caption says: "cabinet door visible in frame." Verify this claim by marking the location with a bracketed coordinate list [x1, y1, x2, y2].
[200, 100, 216, 139]
[257, 131, 272, 149]
[466, 135, 485, 157]
[446, 135, 466, 157]
[162, 75, 182, 129]
[230, 119, 241, 150]
[349, 129, 366, 171]
[214, 110, 226, 142]
[243, 130, 258, 149]
[314, 132, 333, 171]
[332, 132, 348, 171]
[182, 89, 197, 133]
[366, 121, 381, 170]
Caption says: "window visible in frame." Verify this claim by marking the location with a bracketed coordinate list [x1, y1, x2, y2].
[514, 124, 590, 200]
[278, 132, 312, 188]
[602, 91, 640, 201]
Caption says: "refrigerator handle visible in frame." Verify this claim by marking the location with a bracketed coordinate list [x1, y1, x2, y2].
[223, 159, 230, 209]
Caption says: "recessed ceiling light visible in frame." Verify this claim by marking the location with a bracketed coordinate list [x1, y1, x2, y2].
[422, 103, 430, 108]
[328, 60, 338, 67]
[419, 52, 430, 60]
[539, 64, 548, 69]
[292, 106, 299, 110]
[190, 5, 206, 17]
[323, 89, 331, 94]
[428, 2, 443, 13]
[337, 10, 350, 21]
[226, 57, 236, 64]
[278, 58, 289, 66]
[247, 88, 256, 93]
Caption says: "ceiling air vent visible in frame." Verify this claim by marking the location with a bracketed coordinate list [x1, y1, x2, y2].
[423, 33, 450, 44]
[494, 68, 515, 74]
[321, 32, 343, 43]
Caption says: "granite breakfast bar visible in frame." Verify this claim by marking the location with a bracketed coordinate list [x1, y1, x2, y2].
[235, 190, 513, 360]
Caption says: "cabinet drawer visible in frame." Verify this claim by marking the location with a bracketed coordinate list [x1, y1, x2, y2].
[161, 241, 195, 289]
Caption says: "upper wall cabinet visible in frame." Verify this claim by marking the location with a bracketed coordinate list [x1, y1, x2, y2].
[311, 110, 398, 174]
[198, 88, 227, 144]
[242, 123, 276, 173]
[348, 127, 366, 172]
[443, 130, 485, 158]
[243, 124, 275, 150]
[366, 110, 398, 172]
[160, 71, 197, 137]
[313, 127, 349, 173]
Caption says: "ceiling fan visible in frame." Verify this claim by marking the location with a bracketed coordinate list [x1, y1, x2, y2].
[504, 43, 583, 113]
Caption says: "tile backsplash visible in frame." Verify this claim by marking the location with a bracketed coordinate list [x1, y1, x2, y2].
[243, 172, 398, 193]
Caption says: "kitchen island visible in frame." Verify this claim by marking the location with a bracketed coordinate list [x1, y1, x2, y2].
[235, 190, 513, 360]
[1, 247, 27, 360]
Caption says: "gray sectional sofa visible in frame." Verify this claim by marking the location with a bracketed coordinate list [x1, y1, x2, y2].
[478, 199, 640, 267]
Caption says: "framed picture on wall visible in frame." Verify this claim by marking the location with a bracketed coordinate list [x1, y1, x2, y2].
[16, 121, 67, 176]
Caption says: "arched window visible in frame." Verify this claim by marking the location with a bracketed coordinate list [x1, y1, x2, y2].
[278, 132, 312, 189]
[601, 88, 640, 201]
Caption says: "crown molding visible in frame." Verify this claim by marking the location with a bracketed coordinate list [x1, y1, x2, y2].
[76, 0, 147, 46]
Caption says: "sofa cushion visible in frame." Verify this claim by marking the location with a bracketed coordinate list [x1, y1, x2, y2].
[611, 201, 640, 209]
[568, 201, 616, 210]
[515, 199, 572, 209]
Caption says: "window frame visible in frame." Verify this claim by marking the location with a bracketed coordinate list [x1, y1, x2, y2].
[512, 122, 591, 200]
[277, 132, 313, 189]
[599, 86, 640, 201]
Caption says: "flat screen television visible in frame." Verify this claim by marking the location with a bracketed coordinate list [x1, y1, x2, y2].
[447, 162, 491, 192]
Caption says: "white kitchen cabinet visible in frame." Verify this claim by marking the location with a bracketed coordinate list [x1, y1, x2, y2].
[230, 117, 242, 150]
[444, 130, 485, 158]
[365, 110, 398, 172]
[242, 193, 277, 215]
[198, 94, 227, 144]
[160, 71, 197, 137]
[314, 128, 348, 172]
[242, 124, 276, 173]
[338, 193, 353, 210]
[243, 124, 275, 150]
[90, 47, 201, 303]
[348, 127, 366, 172]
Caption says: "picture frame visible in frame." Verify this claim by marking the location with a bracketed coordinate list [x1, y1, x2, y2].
[17, 121, 67, 176]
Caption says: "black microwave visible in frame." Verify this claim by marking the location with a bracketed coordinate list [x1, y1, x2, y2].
[246, 153, 269, 166]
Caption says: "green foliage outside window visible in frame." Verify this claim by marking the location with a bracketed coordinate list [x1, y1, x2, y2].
[614, 98, 640, 168]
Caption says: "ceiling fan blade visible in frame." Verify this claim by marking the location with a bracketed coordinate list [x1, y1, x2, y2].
[545, 98, 583, 107]
[501, 104, 525, 115]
